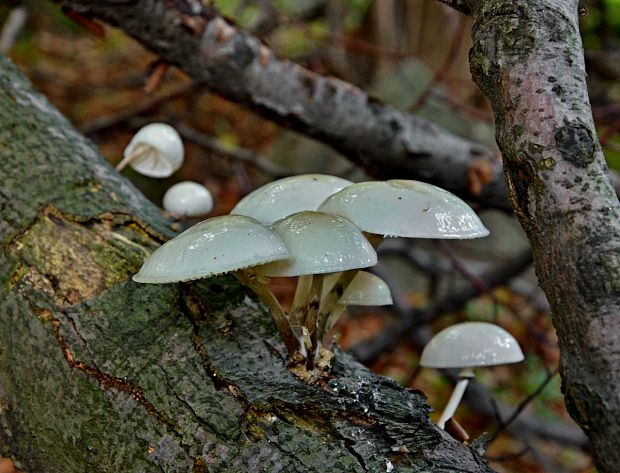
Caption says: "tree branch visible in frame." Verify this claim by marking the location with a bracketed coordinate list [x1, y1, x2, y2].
[57, 0, 509, 209]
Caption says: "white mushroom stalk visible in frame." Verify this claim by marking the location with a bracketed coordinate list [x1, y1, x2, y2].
[117, 123, 184, 178]
[420, 322, 524, 429]
[163, 181, 214, 217]
[317, 179, 490, 323]
[257, 211, 377, 366]
[132, 214, 298, 354]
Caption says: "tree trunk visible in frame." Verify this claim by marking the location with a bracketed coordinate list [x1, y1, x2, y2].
[0, 56, 494, 472]
[466, 1, 620, 471]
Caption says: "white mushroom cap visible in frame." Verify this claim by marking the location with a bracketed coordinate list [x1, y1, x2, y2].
[318, 180, 489, 239]
[257, 211, 377, 277]
[163, 181, 214, 217]
[420, 322, 524, 368]
[323, 271, 392, 306]
[133, 215, 289, 283]
[231, 174, 353, 225]
[124, 123, 184, 178]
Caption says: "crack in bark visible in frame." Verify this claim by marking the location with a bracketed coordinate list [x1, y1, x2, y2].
[190, 329, 248, 398]
[46, 310, 180, 433]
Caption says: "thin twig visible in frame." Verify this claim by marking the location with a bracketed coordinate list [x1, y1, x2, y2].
[175, 123, 290, 178]
[0, 5, 27, 52]
[80, 81, 201, 134]
[489, 366, 560, 443]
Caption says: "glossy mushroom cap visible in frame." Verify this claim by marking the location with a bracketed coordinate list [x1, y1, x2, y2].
[318, 180, 489, 239]
[420, 322, 524, 368]
[133, 215, 289, 283]
[124, 123, 184, 178]
[323, 271, 392, 306]
[231, 174, 352, 225]
[163, 181, 214, 217]
[257, 211, 377, 277]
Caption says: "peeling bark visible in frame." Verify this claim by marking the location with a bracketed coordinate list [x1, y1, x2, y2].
[0, 56, 495, 472]
[56, 0, 509, 209]
[466, 1, 620, 471]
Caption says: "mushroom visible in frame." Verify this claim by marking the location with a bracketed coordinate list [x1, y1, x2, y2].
[230, 174, 352, 225]
[322, 271, 393, 333]
[231, 174, 353, 330]
[319, 180, 489, 241]
[257, 210, 377, 364]
[116, 123, 184, 177]
[132, 214, 298, 353]
[317, 180, 489, 324]
[419, 321, 524, 428]
[163, 181, 214, 217]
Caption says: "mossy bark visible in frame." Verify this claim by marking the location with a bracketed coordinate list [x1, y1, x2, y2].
[0, 56, 494, 472]
[467, 1, 620, 471]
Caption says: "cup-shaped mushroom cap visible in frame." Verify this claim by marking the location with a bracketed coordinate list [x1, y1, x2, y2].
[231, 174, 353, 225]
[133, 215, 289, 283]
[257, 211, 377, 277]
[124, 123, 184, 178]
[323, 271, 392, 306]
[420, 322, 524, 368]
[163, 181, 214, 217]
[318, 180, 489, 239]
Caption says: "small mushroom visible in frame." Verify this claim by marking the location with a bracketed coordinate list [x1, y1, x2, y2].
[257, 211, 377, 364]
[231, 174, 352, 225]
[323, 271, 393, 306]
[116, 123, 184, 177]
[132, 215, 298, 353]
[420, 321, 524, 429]
[163, 181, 214, 217]
[322, 271, 393, 332]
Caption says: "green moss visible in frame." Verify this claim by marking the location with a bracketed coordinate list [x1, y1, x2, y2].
[0, 55, 173, 243]
[8, 210, 153, 305]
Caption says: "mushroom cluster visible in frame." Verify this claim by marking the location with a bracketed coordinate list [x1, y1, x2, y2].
[132, 174, 490, 369]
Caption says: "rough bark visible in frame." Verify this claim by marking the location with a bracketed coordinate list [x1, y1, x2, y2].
[57, 0, 509, 210]
[466, 1, 620, 471]
[0, 56, 495, 472]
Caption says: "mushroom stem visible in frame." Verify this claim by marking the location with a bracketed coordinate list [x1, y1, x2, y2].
[437, 368, 474, 429]
[303, 274, 324, 368]
[233, 270, 298, 355]
[115, 143, 151, 172]
[289, 275, 313, 327]
[314, 234, 383, 338]
[324, 303, 346, 333]
[315, 269, 357, 342]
